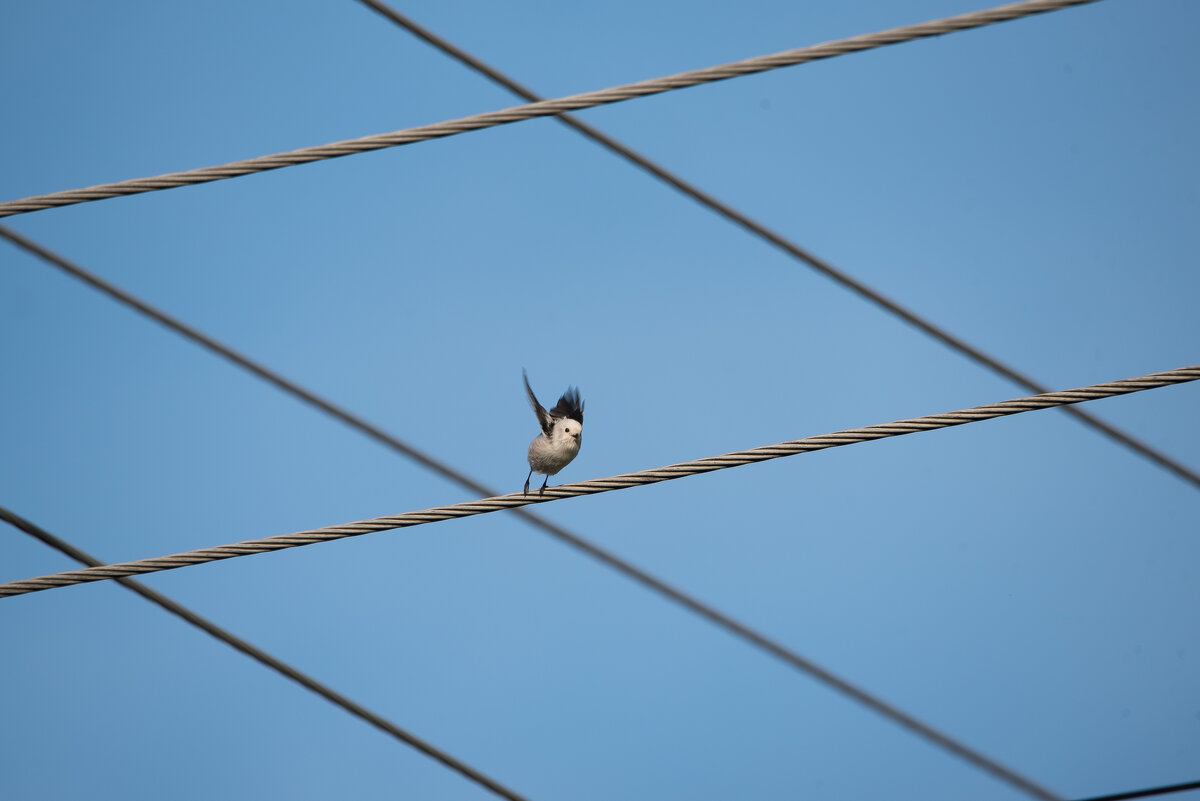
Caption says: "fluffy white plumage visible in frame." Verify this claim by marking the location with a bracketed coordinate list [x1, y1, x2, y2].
[522, 371, 584, 494]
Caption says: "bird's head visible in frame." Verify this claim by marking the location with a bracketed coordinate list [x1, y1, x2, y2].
[557, 418, 582, 443]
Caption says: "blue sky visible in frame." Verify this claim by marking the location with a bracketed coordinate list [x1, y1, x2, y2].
[2, 1, 1198, 799]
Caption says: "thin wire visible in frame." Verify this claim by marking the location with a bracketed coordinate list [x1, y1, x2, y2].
[0, 0, 1100, 218]
[1074, 780, 1200, 801]
[0, 506, 532, 801]
[0, 228, 1060, 800]
[351, 0, 1200, 494]
[5, 364, 1194, 600]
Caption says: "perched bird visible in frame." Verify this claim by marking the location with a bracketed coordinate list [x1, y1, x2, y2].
[522, 370, 584, 495]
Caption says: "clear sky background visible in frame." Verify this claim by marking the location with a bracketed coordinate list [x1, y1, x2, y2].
[2, 1, 1198, 799]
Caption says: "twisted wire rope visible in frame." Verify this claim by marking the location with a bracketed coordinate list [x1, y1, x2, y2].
[0, 0, 1100, 218]
[0, 227, 1063, 801]
[5, 365, 1195, 601]
[0, 506, 531, 801]
[350, 0, 1200, 493]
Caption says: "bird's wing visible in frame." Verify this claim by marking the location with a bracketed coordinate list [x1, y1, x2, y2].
[549, 387, 584, 425]
[523, 370, 552, 435]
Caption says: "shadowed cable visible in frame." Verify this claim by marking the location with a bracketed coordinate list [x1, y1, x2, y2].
[0, 505, 532, 801]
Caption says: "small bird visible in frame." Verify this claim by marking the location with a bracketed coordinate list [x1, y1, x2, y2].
[522, 370, 584, 495]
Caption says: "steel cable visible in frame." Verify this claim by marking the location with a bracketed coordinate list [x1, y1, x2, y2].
[349, 0, 1200, 493]
[0, 0, 1100, 218]
[1073, 780, 1200, 801]
[0, 227, 1063, 801]
[5, 364, 1194, 600]
[0, 506, 532, 801]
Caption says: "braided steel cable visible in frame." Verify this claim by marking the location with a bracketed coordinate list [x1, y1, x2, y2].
[0, 507, 532, 801]
[0, 228, 1065, 801]
[5, 364, 1195, 600]
[0, 0, 1100, 218]
[350, 0, 1200, 494]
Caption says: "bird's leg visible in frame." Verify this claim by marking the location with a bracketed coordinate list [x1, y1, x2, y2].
[539, 475, 549, 495]
[524, 469, 533, 495]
